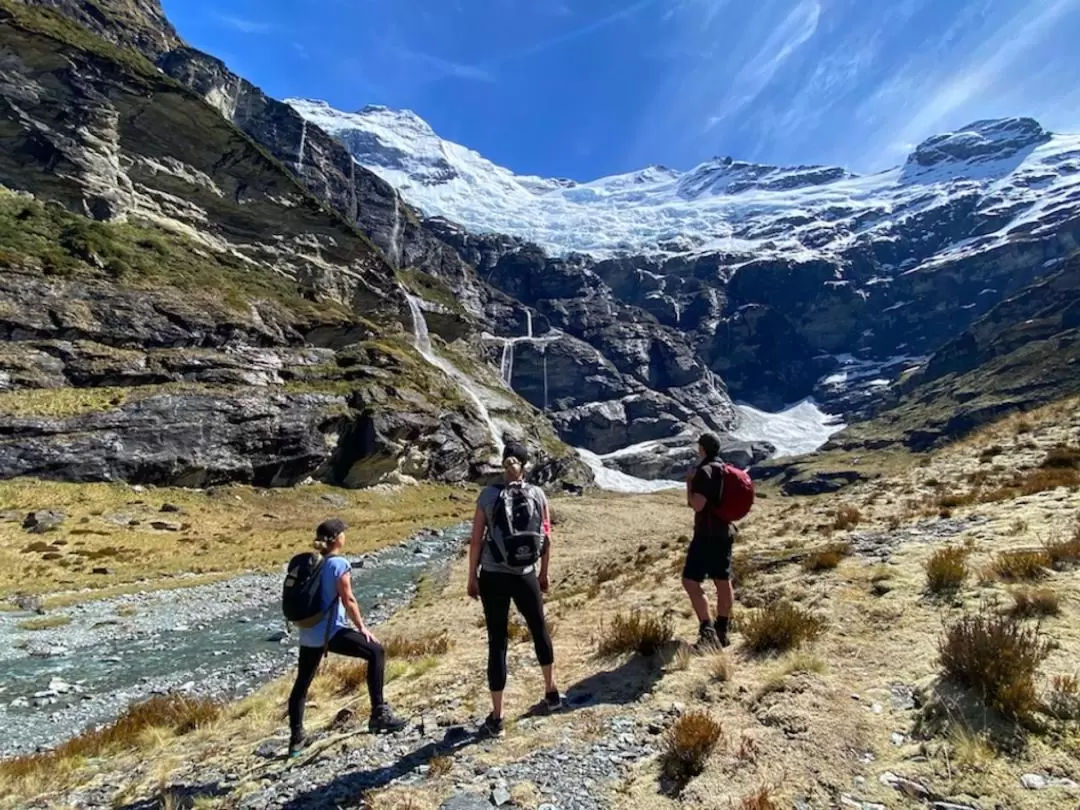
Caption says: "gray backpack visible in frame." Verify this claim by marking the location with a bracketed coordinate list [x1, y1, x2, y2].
[489, 482, 544, 567]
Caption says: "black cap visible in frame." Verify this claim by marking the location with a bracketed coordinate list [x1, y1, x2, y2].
[316, 518, 348, 541]
[503, 441, 529, 464]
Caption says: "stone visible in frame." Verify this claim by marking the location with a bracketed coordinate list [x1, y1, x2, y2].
[439, 795, 490, 810]
[891, 732, 906, 746]
[254, 741, 278, 759]
[150, 521, 183, 532]
[160, 503, 182, 513]
[880, 772, 931, 800]
[22, 511, 65, 534]
[92, 567, 113, 575]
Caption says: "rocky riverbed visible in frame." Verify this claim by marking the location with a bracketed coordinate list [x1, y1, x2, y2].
[0, 525, 470, 757]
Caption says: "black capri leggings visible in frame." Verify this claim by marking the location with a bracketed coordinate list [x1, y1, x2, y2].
[479, 570, 554, 692]
[288, 628, 385, 738]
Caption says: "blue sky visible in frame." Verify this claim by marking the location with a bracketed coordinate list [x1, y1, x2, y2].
[162, 0, 1080, 181]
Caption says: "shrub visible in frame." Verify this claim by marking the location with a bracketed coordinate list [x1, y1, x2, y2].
[709, 653, 733, 683]
[427, 755, 453, 777]
[661, 711, 724, 785]
[1009, 587, 1061, 618]
[594, 562, 621, 585]
[832, 505, 862, 531]
[939, 607, 1051, 720]
[739, 602, 824, 654]
[992, 550, 1050, 582]
[15, 615, 72, 631]
[598, 610, 674, 657]
[925, 546, 969, 594]
[1047, 674, 1080, 721]
[801, 542, 852, 572]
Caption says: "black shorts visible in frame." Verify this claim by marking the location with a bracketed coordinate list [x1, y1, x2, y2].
[681, 524, 735, 582]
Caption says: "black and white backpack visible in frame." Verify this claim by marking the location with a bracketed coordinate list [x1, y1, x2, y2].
[489, 482, 545, 567]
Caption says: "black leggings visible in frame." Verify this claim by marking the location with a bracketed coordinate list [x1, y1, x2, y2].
[288, 628, 385, 738]
[479, 570, 554, 692]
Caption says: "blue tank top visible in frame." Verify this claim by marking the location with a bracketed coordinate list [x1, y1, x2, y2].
[298, 555, 350, 647]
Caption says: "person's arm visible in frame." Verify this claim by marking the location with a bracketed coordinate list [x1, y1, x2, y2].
[467, 504, 485, 599]
[335, 564, 376, 642]
[538, 496, 552, 593]
[688, 467, 709, 513]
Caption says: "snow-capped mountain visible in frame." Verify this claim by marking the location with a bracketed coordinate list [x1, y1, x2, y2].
[288, 99, 1080, 268]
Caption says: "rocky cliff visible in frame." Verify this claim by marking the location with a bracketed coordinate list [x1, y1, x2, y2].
[0, 1, 587, 489]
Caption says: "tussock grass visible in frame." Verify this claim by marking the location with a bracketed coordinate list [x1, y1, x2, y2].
[1046, 674, 1080, 721]
[924, 546, 969, 594]
[427, 755, 453, 778]
[15, 614, 71, 631]
[739, 602, 824, 654]
[1009, 587, 1061, 618]
[1045, 530, 1080, 570]
[939, 606, 1051, 721]
[709, 653, 733, 682]
[800, 542, 852, 572]
[738, 786, 779, 810]
[660, 711, 724, 786]
[0, 695, 220, 793]
[1039, 445, 1080, 469]
[598, 610, 674, 657]
[383, 631, 452, 659]
[832, 505, 862, 531]
[992, 549, 1050, 582]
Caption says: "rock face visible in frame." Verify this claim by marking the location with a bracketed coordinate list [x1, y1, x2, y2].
[304, 99, 1080, 417]
[0, 2, 590, 489]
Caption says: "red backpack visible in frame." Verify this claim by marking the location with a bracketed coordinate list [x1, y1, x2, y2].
[708, 462, 755, 523]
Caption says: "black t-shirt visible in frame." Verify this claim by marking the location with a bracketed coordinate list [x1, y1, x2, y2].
[690, 461, 726, 541]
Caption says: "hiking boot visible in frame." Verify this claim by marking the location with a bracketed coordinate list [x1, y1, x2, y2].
[713, 617, 732, 649]
[695, 623, 721, 651]
[478, 713, 504, 738]
[544, 690, 563, 712]
[288, 734, 307, 758]
[368, 703, 407, 734]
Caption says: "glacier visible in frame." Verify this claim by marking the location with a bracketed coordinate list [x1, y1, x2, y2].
[288, 99, 1080, 266]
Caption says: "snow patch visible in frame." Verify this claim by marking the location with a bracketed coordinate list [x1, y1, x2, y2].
[575, 448, 683, 494]
[730, 400, 845, 459]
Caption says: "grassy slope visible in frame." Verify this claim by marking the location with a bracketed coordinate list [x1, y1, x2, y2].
[0, 480, 475, 606]
[4, 399, 1078, 808]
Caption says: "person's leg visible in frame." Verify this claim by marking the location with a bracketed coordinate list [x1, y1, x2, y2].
[479, 571, 512, 721]
[682, 537, 713, 623]
[327, 629, 386, 707]
[712, 526, 735, 647]
[508, 573, 556, 696]
[327, 629, 406, 731]
[288, 645, 324, 748]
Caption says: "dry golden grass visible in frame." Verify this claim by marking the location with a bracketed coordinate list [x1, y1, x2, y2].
[739, 602, 824, 654]
[939, 607, 1052, 721]
[598, 610, 674, 657]
[383, 631, 452, 659]
[737, 786, 779, 810]
[1046, 674, 1080, 721]
[660, 711, 724, 785]
[1045, 530, 1080, 570]
[0, 480, 473, 604]
[991, 550, 1051, 582]
[709, 653, 733, 682]
[924, 545, 969, 594]
[427, 755, 453, 778]
[0, 695, 220, 795]
[800, 541, 852, 572]
[832, 504, 862, 531]
[15, 614, 71, 631]
[1009, 587, 1061, 618]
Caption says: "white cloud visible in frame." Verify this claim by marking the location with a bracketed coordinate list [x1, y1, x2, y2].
[210, 12, 274, 35]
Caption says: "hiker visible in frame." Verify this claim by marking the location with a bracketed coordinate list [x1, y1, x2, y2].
[682, 433, 754, 649]
[286, 518, 406, 757]
[467, 442, 560, 737]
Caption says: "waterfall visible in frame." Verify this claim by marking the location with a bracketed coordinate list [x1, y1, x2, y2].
[526, 310, 533, 339]
[499, 340, 514, 387]
[673, 299, 682, 326]
[541, 345, 549, 411]
[404, 293, 503, 456]
[389, 193, 403, 268]
[295, 119, 307, 175]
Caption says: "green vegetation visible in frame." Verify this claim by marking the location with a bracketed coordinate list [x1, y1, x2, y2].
[598, 610, 674, 657]
[397, 268, 470, 316]
[0, 0, 160, 83]
[739, 602, 825, 654]
[16, 615, 72, 631]
[0, 188, 354, 323]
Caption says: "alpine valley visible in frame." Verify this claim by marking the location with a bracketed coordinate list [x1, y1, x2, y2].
[2, 0, 1079, 492]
